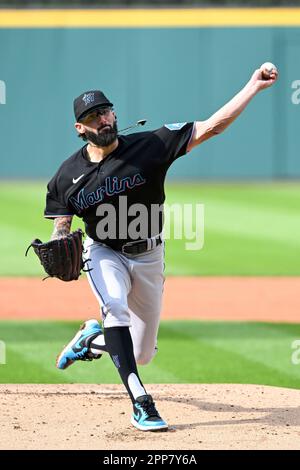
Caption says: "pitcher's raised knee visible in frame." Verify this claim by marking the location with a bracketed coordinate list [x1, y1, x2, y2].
[135, 350, 156, 366]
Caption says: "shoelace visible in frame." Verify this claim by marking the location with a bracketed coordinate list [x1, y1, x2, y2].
[76, 350, 92, 361]
[139, 399, 159, 418]
[77, 350, 99, 362]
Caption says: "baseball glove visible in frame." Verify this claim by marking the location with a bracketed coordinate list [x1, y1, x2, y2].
[25, 229, 90, 282]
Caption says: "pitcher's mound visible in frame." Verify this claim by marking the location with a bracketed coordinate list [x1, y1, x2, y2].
[1, 383, 300, 450]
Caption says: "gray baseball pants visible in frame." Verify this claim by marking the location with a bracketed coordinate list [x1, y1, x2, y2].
[83, 236, 165, 365]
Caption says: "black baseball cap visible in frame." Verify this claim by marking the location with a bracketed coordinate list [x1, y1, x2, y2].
[74, 90, 113, 121]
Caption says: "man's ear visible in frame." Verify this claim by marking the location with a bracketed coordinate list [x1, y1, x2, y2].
[74, 122, 85, 135]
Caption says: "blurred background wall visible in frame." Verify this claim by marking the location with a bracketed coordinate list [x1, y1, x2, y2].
[0, 5, 299, 179]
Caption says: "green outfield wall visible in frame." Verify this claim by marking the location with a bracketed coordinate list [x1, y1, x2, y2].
[0, 8, 299, 179]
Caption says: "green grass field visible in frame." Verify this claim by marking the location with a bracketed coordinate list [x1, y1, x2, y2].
[1, 181, 300, 276]
[1, 320, 300, 388]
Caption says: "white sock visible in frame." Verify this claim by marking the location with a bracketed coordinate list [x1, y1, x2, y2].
[128, 373, 147, 400]
[90, 333, 107, 355]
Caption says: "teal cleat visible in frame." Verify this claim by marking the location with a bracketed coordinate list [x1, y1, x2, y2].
[56, 319, 103, 370]
[131, 395, 168, 432]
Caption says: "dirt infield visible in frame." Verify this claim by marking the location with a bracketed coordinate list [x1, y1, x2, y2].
[1, 276, 300, 321]
[1, 383, 300, 450]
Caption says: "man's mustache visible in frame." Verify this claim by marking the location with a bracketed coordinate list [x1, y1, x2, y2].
[98, 125, 113, 132]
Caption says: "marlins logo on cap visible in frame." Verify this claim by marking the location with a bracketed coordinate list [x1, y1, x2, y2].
[82, 93, 95, 106]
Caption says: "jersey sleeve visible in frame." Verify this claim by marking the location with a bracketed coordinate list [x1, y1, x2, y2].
[44, 172, 75, 219]
[153, 122, 195, 165]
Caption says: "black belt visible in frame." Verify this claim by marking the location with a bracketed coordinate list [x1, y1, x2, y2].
[121, 235, 162, 256]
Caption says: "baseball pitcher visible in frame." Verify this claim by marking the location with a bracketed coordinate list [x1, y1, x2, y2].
[28, 66, 277, 432]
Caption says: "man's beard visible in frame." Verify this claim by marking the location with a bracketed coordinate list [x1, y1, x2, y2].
[85, 121, 118, 147]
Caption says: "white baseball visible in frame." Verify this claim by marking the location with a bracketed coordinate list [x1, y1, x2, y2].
[260, 62, 277, 79]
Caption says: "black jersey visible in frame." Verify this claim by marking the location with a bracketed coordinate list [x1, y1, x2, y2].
[45, 122, 195, 250]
